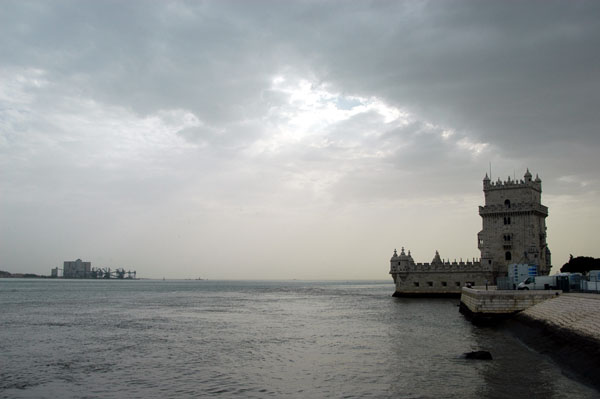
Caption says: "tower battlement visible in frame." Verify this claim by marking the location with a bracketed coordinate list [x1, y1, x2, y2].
[483, 169, 542, 192]
[390, 248, 484, 274]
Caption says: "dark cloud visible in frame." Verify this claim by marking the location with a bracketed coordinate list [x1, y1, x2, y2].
[4, 1, 598, 150]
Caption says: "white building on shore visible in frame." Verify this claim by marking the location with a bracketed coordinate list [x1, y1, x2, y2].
[63, 259, 91, 279]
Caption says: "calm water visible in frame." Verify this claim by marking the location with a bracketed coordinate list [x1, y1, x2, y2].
[0, 279, 596, 398]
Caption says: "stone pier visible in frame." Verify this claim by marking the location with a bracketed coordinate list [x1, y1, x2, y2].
[459, 286, 561, 322]
[515, 293, 600, 345]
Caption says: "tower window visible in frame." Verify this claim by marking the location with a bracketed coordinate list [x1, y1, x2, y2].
[505, 251, 512, 261]
[504, 199, 511, 208]
[504, 217, 511, 225]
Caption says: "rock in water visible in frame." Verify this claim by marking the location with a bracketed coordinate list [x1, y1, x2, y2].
[464, 351, 493, 360]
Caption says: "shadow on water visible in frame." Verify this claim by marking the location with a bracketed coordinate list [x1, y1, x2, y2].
[470, 322, 554, 398]
[468, 319, 598, 399]
[385, 297, 484, 398]
[504, 317, 600, 394]
[385, 296, 598, 399]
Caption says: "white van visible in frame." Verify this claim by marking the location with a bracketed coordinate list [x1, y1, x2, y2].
[517, 275, 557, 290]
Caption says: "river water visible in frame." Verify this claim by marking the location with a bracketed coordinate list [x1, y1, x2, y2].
[0, 279, 596, 398]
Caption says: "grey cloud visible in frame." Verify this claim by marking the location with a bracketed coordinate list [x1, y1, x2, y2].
[7, 1, 598, 153]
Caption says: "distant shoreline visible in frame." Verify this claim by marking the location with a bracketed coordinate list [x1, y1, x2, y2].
[0, 271, 50, 278]
[0, 271, 141, 280]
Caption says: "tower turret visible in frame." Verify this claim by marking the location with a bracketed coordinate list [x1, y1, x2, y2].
[432, 250, 442, 264]
[390, 247, 416, 275]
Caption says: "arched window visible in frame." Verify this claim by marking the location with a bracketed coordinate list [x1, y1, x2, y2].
[504, 199, 511, 208]
[505, 251, 512, 261]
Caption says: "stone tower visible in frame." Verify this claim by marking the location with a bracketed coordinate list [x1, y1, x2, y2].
[477, 169, 551, 281]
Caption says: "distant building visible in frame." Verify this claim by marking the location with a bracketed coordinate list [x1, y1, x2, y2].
[63, 259, 91, 279]
[390, 170, 551, 296]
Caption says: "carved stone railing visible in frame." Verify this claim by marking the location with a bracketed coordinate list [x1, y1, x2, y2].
[479, 203, 548, 216]
[391, 261, 485, 274]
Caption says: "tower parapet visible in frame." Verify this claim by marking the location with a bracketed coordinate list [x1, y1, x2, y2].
[390, 249, 482, 274]
[483, 169, 541, 192]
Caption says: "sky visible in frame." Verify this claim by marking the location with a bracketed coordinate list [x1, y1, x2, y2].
[1, 0, 599, 279]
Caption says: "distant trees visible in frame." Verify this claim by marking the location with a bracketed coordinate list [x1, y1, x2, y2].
[561, 255, 600, 274]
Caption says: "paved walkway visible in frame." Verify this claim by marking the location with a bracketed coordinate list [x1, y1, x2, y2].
[519, 292, 600, 342]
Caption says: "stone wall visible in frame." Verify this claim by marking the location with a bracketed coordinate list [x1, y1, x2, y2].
[392, 271, 493, 296]
[460, 286, 560, 314]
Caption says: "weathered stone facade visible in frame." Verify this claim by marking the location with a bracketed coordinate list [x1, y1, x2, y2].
[390, 170, 551, 296]
[390, 248, 492, 296]
[478, 169, 551, 279]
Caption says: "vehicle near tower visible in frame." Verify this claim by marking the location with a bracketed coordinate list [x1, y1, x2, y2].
[517, 275, 558, 290]
[517, 273, 582, 291]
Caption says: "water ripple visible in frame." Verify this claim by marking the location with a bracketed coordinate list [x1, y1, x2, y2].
[0, 280, 597, 398]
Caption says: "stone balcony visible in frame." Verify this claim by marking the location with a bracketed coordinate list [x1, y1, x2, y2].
[479, 202, 548, 216]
